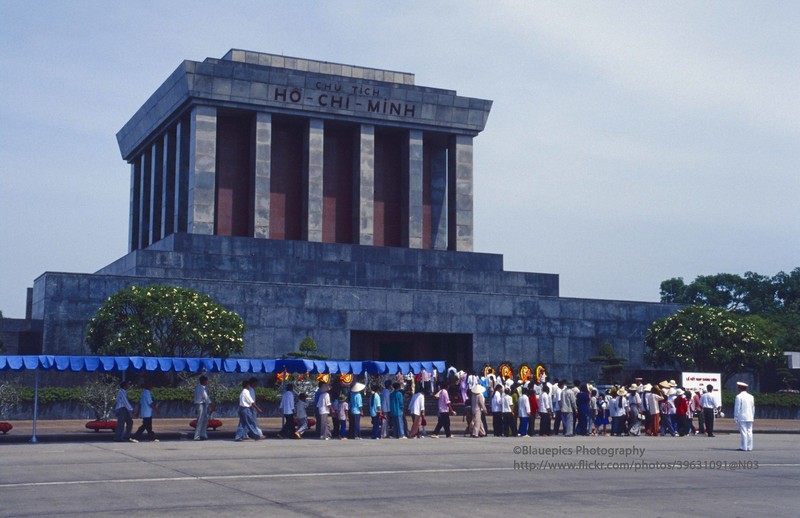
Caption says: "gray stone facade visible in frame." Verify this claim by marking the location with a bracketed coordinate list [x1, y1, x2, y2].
[28, 234, 678, 379]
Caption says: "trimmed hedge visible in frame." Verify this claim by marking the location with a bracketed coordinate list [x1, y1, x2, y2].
[14, 386, 281, 404]
[720, 390, 800, 408]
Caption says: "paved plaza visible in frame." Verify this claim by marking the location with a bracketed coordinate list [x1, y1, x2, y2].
[1, 429, 798, 517]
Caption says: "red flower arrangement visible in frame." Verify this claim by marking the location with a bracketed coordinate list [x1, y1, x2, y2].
[189, 419, 223, 431]
[85, 420, 117, 432]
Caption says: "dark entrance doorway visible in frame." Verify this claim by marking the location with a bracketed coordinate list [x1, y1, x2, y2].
[350, 331, 472, 370]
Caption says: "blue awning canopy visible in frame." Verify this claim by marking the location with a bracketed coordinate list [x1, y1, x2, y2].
[0, 355, 447, 444]
[0, 355, 446, 375]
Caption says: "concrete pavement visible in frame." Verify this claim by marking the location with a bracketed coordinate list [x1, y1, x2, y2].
[1, 430, 798, 517]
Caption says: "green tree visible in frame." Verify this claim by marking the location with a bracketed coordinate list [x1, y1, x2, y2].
[645, 305, 783, 384]
[85, 285, 245, 358]
[589, 342, 627, 383]
[286, 336, 328, 360]
[659, 269, 800, 352]
[659, 277, 688, 304]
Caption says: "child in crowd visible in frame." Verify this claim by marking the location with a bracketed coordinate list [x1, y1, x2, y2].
[337, 394, 349, 440]
[295, 393, 309, 438]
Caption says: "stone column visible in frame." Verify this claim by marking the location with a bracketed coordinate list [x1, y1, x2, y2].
[128, 162, 139, 252]
[356, 124, 375, 246]
[448, 135, 474, 252]
[430, 145, 448, 250]
[252, 112, 272, 238]
[161, 129, 176, 238]
[138, 151, 151, 248]
[304, 118, 324, 242]
[149, 140, 163, 244]
[406, 130, 424, 248]
[174, 119, 190, 234]
[187, 106, 217, 235]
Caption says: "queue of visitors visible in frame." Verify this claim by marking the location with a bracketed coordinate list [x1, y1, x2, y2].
[115, 370, 737, 444]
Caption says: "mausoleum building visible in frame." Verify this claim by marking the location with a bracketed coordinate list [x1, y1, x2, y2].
[15, 50, 678, 378]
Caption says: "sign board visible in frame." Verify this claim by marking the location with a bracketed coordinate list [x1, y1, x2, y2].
[682, 372, 722, 407]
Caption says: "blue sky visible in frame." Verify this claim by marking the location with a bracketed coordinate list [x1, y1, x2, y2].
[1, 1, 798, 317]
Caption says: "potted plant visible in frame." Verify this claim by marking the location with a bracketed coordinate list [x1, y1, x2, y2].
[80, 376, 119, 432]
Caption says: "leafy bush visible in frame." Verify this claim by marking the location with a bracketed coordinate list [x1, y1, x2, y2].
[79, 376, 119, 421]
[13, 385, 281, 404]
[721, 390, 800, 408]
[0, 380, 20, 419]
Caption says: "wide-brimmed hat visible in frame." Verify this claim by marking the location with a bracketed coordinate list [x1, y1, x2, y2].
[319, 383, 331, 392]
[676, 389, 685, 396]
[617, 388, 628, 396]
[629, 384, 639, 391]
[658, 381, 671, 389]
[351, 382, 365, 393]
[470, 384, 486, 395]
[566, 381, 575, 388]
[643, 383, 652, 391]
[669, 379, 677, 387]
[667, 388, 677, 396]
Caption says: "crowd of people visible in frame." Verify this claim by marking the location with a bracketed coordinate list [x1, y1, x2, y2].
[112, 369, 755, 451]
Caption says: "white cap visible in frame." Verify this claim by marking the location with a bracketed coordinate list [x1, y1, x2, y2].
[736, 381, 748, 388]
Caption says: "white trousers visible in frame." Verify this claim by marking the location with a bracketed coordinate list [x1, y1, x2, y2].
[738, 420, 753, 451]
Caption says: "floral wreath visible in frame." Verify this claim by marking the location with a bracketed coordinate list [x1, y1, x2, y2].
[535, 364, 547, 383]
[519, 364, 532, 382]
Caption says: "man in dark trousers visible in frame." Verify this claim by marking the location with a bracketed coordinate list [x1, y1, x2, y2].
[699, 384, 718, 437]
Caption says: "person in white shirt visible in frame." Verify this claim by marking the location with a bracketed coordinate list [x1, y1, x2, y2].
[734, 381, 755, 451]
[551, 381, 563, 435]
[700, 384, 719, 437]
[317, 384, 333, 440]
[408, 384, 425, 438]
[248, 377, 264, 437]
[278, 384, 297, 439]
[491, 384, 504, 437]
[234, 380, 263, 441]
[517, 389, 531, 436]
[538, 384, 553, 436]
[502, 387, 516, 436]
[193, 376, 212, 441]
[611, 388, 629, 436]
[114, 381, 135, 442]
[133, 383, 159, 442]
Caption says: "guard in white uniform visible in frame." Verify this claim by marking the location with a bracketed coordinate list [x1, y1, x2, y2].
[734, 381, 755, 451]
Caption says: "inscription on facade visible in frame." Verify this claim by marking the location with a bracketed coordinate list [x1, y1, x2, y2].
[270, 82, 417, 118]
